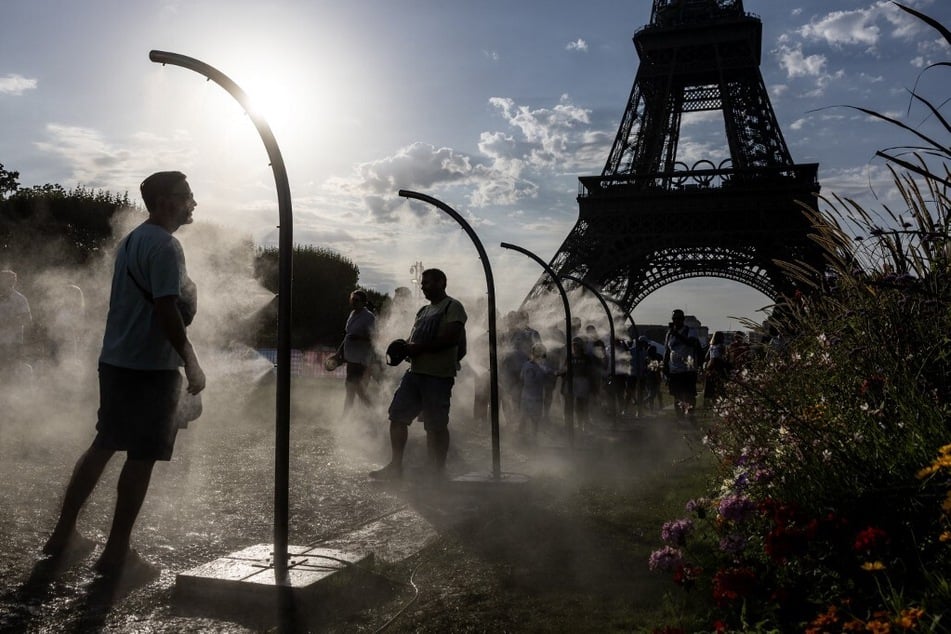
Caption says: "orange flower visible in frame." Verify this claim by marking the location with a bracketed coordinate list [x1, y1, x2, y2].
[809, 605, 839, 628]
[865, 619, 892, 634]
[861, 560, 886, 571]
[896, 607, 925, 630]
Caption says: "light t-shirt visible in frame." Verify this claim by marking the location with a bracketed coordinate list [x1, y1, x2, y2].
[343, 307, 375, 365]
[0, 289, 31, 345]
[99, 223, 188, 370]
[408, 296, 467, 378]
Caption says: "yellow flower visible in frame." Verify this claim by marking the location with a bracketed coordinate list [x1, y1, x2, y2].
[939, 530, 951, 542]
[861, 560, 886, 571]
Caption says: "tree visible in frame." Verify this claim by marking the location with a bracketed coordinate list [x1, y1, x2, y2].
[0, 163, 19, 199]
[0, 181, 133, 268]
[251, 245, 388, 349]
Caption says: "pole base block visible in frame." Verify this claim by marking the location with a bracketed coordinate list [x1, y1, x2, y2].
[173, 543, 371, 616]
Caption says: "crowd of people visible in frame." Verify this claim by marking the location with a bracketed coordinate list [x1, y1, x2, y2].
[339, 290, 766, 454]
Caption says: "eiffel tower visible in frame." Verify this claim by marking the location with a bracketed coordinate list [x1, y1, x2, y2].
[527, 0, 822, 312]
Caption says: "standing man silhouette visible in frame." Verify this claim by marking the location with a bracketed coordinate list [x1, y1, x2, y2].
[370, 268, 466, 480]
[42, 171, 205, 576]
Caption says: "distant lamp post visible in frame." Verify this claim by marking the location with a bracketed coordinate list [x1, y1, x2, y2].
[409, 261, 424, 298]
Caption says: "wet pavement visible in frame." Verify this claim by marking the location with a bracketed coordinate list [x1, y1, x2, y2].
[0, 360, 696, 632]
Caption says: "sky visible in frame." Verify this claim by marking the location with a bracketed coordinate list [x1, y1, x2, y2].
[1, 0, 948, 334]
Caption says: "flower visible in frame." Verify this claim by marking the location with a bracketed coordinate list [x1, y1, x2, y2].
[854, 526, 889, 554]
[711, 567, 757, 606]
[648, 546, 684, 572]
[719, 533, 747, 555]
[661, 519, 694, 545]
[861, 560, 886, 571]
[765, 524, 809, 563]
[896, 607, 925, 629]
[672, 563, 702, 588]
[718, 494, 755, 522]
[809, 605, 839, 630]
[685, 497, 709, 518]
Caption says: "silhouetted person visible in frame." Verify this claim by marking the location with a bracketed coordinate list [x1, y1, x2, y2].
[665, 308, 700, 418]
[560, 337, 594, 431]
[702, 330, 730, 409]
[342, 290, 375, 413]
[0, 269, 32, 376]
[519, 342, 551, 437]
[42, 171, 206, 577]
[49, 283, 86, 364]
[370, 268, 466, 480]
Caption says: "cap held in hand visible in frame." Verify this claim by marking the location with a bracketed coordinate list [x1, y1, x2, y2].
[385, 339, 409, 366]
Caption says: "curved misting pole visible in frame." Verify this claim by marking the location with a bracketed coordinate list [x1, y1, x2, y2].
[499, 243, 574, 445]
[149, 50, 294, 583]
[560, 274, 616, 377]
[398, 190, 502, 478]
[606, 297, 638, 338]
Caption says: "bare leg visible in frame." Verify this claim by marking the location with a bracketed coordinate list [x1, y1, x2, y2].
[427, 429, 450, 473]
[354, 378, 373, 407]
[389, 423, 408, 467]
[95, 458, 155, 570]
[343, 382, 356, 413]
[43, 444, 114, 555]
[370, 422, 407, 479]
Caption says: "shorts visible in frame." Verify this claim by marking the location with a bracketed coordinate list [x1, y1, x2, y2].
[388, 371, 454, 432]
[668, 371, 698, 398]
[93, 362, 183, 461]
[345, 362, 367, 383]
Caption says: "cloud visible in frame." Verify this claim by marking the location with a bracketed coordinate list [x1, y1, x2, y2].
[488, 95, 593, 169]
[33, 124, 196, 192]
[298, 93, 612, 296]
[795, 2, 928, 49]
[566, 38, 588, 52]
[324, 92, 604, 225]
[777, 43, 827, 78]
[482, 49, 500, 62]
[0, 74, 38, 96]
[798, 6, 882, 48]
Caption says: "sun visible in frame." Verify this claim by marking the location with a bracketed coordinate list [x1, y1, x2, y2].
[234, 71, 296, 135]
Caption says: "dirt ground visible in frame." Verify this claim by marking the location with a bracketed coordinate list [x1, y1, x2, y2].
[0, 365, 707, 633]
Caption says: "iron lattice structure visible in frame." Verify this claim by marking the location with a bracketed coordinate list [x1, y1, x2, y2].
[527, 0, 823, 311]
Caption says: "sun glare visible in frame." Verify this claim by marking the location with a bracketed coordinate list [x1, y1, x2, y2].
[236, 72, 295, 134]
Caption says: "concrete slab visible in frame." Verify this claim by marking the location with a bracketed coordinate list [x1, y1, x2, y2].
[318, 507, 439, 564]
[174, 543, 372, 611]
[452, 471, 530, 486]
